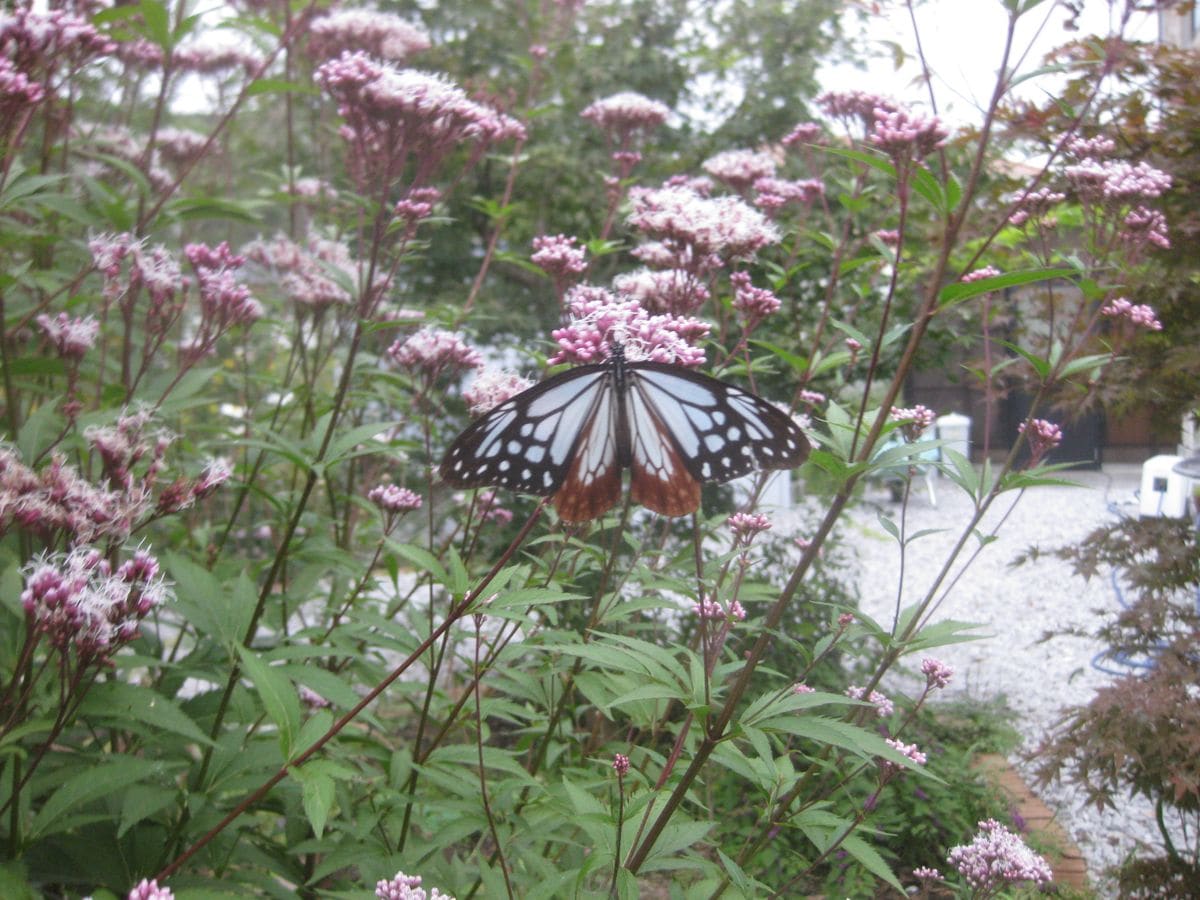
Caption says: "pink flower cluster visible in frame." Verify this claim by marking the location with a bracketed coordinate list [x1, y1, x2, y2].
[183, 242, 262, 361]
[85, 409, 170, 491]
[869, 107, 948, 160]
[244, 234, 379, 311]
[1063, 135, 1116, 159]
[1018, 418, 1063, 466]
[128, 879, 174, 900]
[580, 91, 671, 142]
[727, 511, 772, 543]
[612, 268, 709, 316]
[89, 233, 183, 320]
[612, 753, 631, 776]
[1121, 205, 1170, 250]
[1007, 187, 1066, 228]
[21, 545, 170, 657]
[702, 149, 777, 193]
[36, 312, 98, 360]
[947, 819, 1053, 891]
[782, 122, 823, 147]
[627, 185, 780, 267]
[172, 41, 262, 76]
[846, 685, 893, 718]
[890, 404, 937, 441]
[0, 8, 115, 80]
[368, 484, 423, 515]
[692, 596, 746, 621]
[1064, 157, 1172, 203]
[1, 447, 144, 545]
[884, 737, 927, 767]
[307, 9, 431, 62]
[376, 870, 455, 900]
[792, 682, 816, 695]
[0, 55, 43, 111]
[961, 265, 1001, 283]
[549, 285, 708, 366]
[154, 127, 209, 167]
[1101, 296, 1162, 331]
[531, 234, 587, 282]
[920, 656, 954, 690]
[752, 176, 824, 214]
[730, 271, 781, 329]
[387, 328, 483, 378]
[817, 90, 898, 128]
[315, 52, 524, 191]
[463, 369, 534, 416]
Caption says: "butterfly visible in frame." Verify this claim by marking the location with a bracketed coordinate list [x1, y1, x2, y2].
[440, 344, 810, 522]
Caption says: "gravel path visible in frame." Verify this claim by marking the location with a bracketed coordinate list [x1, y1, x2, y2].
[792, 463, 1173, 893]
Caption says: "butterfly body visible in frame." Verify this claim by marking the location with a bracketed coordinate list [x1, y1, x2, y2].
[440, 345, 809, 522]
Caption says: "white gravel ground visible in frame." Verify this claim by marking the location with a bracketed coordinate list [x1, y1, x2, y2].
[796, 463, 1181, 894]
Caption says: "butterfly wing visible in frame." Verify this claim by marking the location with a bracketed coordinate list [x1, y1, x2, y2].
[628, 363, 810, 486]
[440, 364, 609, 497]
[624, 380, 703, 516]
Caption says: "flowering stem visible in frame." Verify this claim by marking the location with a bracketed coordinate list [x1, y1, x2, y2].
[473, 617, 515, 898]
[157, 503, 546, 881]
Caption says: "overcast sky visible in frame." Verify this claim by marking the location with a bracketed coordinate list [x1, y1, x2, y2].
[818, 0, 1159, 125]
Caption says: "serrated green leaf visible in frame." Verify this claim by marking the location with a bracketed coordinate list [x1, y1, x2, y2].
[78, 682, 214, 746]
[237, 645, 301, 758]
[293, 763, 335, 838]
[31, 756, 170, 839]
[842, 832, 904, 892]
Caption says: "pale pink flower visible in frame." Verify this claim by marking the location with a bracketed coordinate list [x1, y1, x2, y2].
[580, 91, 670, 141]
[912, 866, 941, 882]
[473, 489, 513, 525]
[627, 185, 780, 264]
[1064, 157, 1172, 202]
[782, 122, 822, 146]
[1120, 205, 1170, 250]
[961, 265, 1001, 283]
[0, 56, 43, 111]
[873, 229, 900, 247]
[368, 484, 422, 514]
[799, 390, 826, 406]
[154, 127, 209, 166]
[1018, 418, 1062, 465]
[531, 234, 587, 280]
[868, 106, 948, 161]
[127, 879, 174, 900]
[308, 9, 430, 62]
[1101, 296, 1162, 331]
[36, 312, 98, 360]
[752, 176, 824, 213]
[463, 369, 534, 416]
[387, 328, 483, 377]
[884, 737, 927, 767]
[948, 819, 1052, 891]
[375, 870, 455, 900]
[299, 685, 331, 709]
[890, 404, 936, 441]
[548, 284, 708, 366]
[0, 8, 115, 76]
[817, 90, 898, 129]
[730, 271, 781, 328]
[395, 186, 442, 224]
[192, 457, 232, 501]
[727, 511, 772, 542]
[920, 657, 954, 690]
[315, 53, 524, 191]
[612, 753, 630, 776]
[612, 268, 709, 315]
[1063, 135, 1116, 159]
[702, 149, 777, 193]
[846, 685, 893, 717]
[792, 682, 816, 695]
[173, 41, 262, 75]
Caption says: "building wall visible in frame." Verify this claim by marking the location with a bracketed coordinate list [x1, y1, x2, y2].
[1159, 5, 1200, 48]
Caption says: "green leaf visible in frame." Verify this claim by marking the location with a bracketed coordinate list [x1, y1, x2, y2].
[31, 756, 171, 839]
[245, 77, 319, 97]
[118, 784, 178, 838]
[842, 832, 904, 892]
[237, 645, 302, 758]
[387, 540, 449, 590]
[78, 682, 214, 746]
[292, 762, 336, 838]
[938, 267, 1076, 308]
